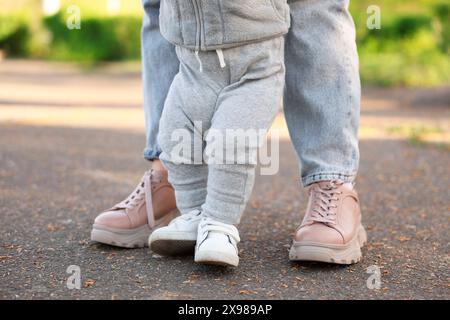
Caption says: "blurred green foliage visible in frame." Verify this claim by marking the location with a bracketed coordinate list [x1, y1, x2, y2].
[0, 15, 30, 56]
[0, 0, 143, 62]
[352, 0, 450, 86]
[42, 14, 141, 62]
[0, 0, 449, 86]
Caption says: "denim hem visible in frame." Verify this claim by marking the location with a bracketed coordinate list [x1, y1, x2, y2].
[301, 172, 356, 187]
[143, 148, 162, 161]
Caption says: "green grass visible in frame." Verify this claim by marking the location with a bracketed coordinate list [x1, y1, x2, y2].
[388, 125, 445, 146]
[351, 0, 450, 86]
[42, 13, 141, 63]
[0, 0, 142, 18]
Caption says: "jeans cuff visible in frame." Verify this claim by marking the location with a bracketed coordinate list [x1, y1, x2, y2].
[301, 172, 356, 187]
[143, 147, 162, 161]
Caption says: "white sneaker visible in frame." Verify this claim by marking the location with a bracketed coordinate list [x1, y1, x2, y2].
[149, 209, 202, 256]
[194, 217, 240, 267]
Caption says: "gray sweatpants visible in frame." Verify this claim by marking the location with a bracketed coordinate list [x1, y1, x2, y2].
[158, 37, 285, 225]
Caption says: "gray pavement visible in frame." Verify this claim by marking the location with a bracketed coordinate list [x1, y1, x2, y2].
[0, 60, 449, 299]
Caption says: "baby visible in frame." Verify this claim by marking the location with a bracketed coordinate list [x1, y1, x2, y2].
[149, 0, 290, 267]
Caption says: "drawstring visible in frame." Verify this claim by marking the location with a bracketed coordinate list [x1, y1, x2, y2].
[195, 50, 203, 73]
[194, 49, 227, 72]
[216, 49, 226, 68]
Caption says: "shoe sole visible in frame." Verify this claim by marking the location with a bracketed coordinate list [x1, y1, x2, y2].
[90, 209, 178, 248]
[195, 250, 239, 267]
[289, 225, 367, 265]
[149, 231, 197, 256]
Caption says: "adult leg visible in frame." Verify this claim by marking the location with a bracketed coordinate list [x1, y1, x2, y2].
[91, 0, 179, 248]
[285, 0, 361, 187]
[141, 0, 179, 160]
[285, 0, 365, 264]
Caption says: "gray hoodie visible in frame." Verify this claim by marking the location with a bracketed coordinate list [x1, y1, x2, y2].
[159, 0, 290, 51]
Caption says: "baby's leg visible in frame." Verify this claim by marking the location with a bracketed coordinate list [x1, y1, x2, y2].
[158, 48, 224, 214]
[202, 37, 286, 225]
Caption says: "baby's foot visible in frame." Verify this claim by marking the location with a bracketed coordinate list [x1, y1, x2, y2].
[149, 209, 202, 256]
[194, 217, 240, 267]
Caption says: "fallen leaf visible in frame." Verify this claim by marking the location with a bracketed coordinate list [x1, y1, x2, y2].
[250, 200, 260, 209]
[1, 244, 16, 249]
[83, 279, 96, 288]
[396, 236, 412, 242]
[370, 242, 385, 247]
[0, 256, 12, 261]
[107, 253, 116, 260]
[239, 290, 257, 295]
[188, 273, 199, 281]
[47, 223, 61, 232]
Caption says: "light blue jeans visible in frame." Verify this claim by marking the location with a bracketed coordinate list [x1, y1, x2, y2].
[141, 0, 360, 187]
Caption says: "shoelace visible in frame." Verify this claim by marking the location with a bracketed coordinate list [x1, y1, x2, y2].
[121, 170, 162, 228]
[308, 180, 344, 225]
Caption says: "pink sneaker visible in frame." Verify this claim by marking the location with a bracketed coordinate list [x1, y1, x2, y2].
[289, 181, 367, 264]
[91, 170, 179, 248]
